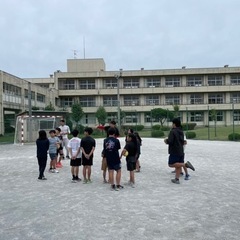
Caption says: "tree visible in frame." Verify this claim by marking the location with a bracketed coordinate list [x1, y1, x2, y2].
[151, 108, 174, 127]
[44, 102, 55, 111]
[173, 104, 180, 118]
[96, 106, 107, 125]
[71, 102, 84, 128]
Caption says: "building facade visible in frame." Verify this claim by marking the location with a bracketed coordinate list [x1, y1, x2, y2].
[54, 59, 240, 128]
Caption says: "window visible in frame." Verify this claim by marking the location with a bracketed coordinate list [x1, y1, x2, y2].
[104, 79, 118, 89]
[124, 96, 140, 106]
[58, 79, 75, 90]
[230, 75, 240, 85]
[208, 93, 224, 104]
[208, 75, 224, 86]
[187, 76, 203, 86]
[107, 113, 117, 123]
[233, 110, 240, 121]
[3, 82, 21, 96]
[165, 94, 180, 105]
[125, 112, 138, 123]
[230, 93, 240, 103]
[37, 93, 45, 103]
[80, 96, 95, 107]
[123, 78, 139, 88]
[79, 79, 95, 89]
[144, 112, 158, 123]
[60, 97, 73, 107]
[189, 111, 203, 122]
[209, 111, 224, 121]
[165, 77, 180, 87]
[103, 96, 118, 106]
[190, 94, 203, 104]
[24, 90, 35, 100]
[145, 77, 161, 87]
[145, 95, 159, 105]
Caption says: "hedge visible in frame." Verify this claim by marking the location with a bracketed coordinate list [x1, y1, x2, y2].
[151, 130, 164, 138]
[228, 133, 240, 141]
[185, 131, 196, 139]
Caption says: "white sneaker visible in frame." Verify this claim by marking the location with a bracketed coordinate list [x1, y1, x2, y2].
[130, 182, 135, 188]
[53, 169, 59, 173]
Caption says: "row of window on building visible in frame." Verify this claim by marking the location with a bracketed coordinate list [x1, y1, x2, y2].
[60, 93, 240, 107]
[58, 75, 240, 89]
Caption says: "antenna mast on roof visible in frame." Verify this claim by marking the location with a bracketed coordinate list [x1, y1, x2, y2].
[72, 50, 78, 59]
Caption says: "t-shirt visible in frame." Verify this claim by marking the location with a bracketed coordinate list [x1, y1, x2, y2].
[67, 137, 81, 158]
[104, 137, 121, 164]
[59, 125, 70, 139]
[124, 141, 137, 157]
[80, 136, 96, 154]
[48, 137, 59, 154]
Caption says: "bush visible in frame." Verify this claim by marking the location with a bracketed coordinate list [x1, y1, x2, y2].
[160, 126, 171, 131]
[228, 133, 240, 141]
[151, 130, 164, 138]
[182, 123, 197, 131]
[185, 131, 196, 139]
[135, 125, 144, 131]
[74, 124, 85, 134]
[152, 124, 161, 130]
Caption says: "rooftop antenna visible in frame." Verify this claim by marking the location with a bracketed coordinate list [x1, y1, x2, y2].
[71, 49, 78, 59]
[83, 36, 86, 59]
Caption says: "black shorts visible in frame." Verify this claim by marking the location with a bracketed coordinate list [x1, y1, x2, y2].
[70, 158, 82, 167]
[168, 154, 184, 165]
[108, 162, 121, 171]
[82, 156, 93, 166]
[126, 161, 136, 171]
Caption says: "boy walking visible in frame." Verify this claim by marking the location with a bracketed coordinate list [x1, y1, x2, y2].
[104, 127, 122, 191]
[48, 130, 59, 173]
[164, 118, 195, 184]
[81, 127, 96, 183]
[67, 129, 81, 183]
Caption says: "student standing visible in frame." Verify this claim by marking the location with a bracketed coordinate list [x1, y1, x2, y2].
[48, 130, 59, 173]
[36, 130, 49, 180]
[121, 133, 138, 188]
[81, 127, 96, 183]
[67, 129, 82, 183]
[55, 127, 63, 168]
[134, 131, 142, 172]
[59, 119, 71, 159]
[104, 127, 122, 191]
[164, 118, 195, 184]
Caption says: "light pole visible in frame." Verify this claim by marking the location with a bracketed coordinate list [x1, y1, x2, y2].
[114, 69, 122, 131]
[232, 99, 236, 140]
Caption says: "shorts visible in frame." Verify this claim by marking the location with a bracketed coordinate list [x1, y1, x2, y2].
[70, 158, 82, 167]
[107, 162, 121, 171]
[49, 153, 57, 160]
[101, 157, 108, 171]
[82, 156, 93, 166]
[168, 154, 184, 165]
[126, 161, 136, 171]
[57, 147, 63, 155]
[101, 149, 106, 158]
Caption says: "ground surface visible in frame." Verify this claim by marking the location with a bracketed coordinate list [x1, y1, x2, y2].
[0, 138, 240, 240]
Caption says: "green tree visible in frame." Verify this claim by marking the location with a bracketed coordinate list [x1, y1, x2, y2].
[173, 104, 180, 117]
[96, 106, 107, 125]
[71, 102, 84, 128]
[44, 102, 55, 111]
[151, 108, 174, 127]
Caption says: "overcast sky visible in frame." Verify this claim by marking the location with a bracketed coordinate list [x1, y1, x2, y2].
[1, 0, 240, 78]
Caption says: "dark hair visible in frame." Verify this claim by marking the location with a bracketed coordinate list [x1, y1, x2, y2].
[55, 127, 61, 132]
[84, 127, 93, 135]
[127, 133, 138, 148]
[172, 118, 181, 128]
[49, 130, 56, 134]
[71, 129, 79, 137]
[134, 131, 142, 144]
[60, 119, 65, 123]
[38, 130, 47, 140]
[110, 120, 116, 125]
[128, 128, 134, 134]
[108, 127, 116, 136]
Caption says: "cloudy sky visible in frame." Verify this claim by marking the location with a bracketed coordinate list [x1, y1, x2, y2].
[1, 0, 240, 78]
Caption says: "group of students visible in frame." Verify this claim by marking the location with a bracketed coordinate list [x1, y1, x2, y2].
[36, 120, 142, 190]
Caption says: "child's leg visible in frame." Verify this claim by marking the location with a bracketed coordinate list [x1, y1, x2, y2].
[116, 169, 121, 186]
[130, 170, 135, 184]
[83, 166, 87, 181]
[71, 166, 75, 178]
[108, 170, 114, 185]
[87, 166, 91, 180]
[75, 166, 79, 178]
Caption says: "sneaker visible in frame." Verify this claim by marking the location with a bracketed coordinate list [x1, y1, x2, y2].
[184, 174, 191, 180]
[83, 179, 88, 184]
[116, 185, 124, 189]
[171, 170, 176, 173]
[111, 184, 116, 191]
[53, 169, 59, 173]
[50, 169, 55, 173]
[103, 179, 108, 183]
[49, 168, 53, 172]
[76, 176, 81, 182]
[185, 161, 195, 171]
[88, 179, 92, 183]
[71, 179, 77, 183]
[66, 155, 70, 159]
[180, 172, 184, 176]
[171, 178, 180, 184]
[130, 182, 135, 188]
[38, 177, 47, 180]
